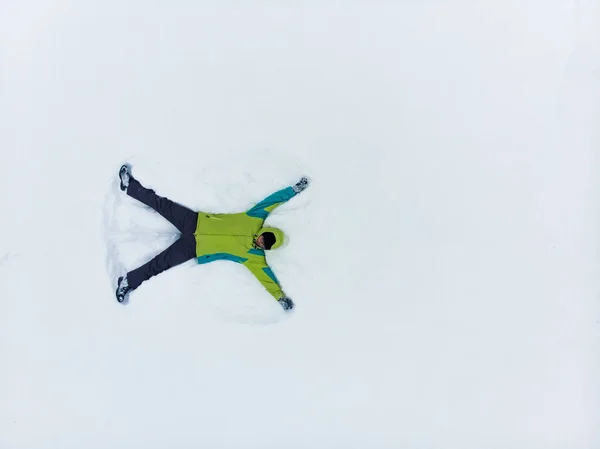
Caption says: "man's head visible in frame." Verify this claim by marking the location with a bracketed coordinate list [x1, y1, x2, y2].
[255, 227, 285, 250]
[256, 232, 275, 250]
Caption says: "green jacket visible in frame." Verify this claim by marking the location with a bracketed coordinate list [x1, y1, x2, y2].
[194, 186, 297, 300]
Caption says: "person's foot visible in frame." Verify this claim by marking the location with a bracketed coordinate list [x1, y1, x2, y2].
[116, 276, 132, 303]
[119, 164, 132, 191]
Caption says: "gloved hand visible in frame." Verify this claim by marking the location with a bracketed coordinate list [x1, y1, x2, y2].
[292, 176, 310, 194]
[279, 296, 295, 311]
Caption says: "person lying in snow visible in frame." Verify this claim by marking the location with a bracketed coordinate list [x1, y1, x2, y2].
[115, 165, 309, 310]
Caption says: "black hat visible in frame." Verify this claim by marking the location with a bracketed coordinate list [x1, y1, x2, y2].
[262, 232, 276, 250]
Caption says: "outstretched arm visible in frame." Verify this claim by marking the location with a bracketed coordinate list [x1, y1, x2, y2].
[244, 259, 295, 310]
[246, 177, 309, 219]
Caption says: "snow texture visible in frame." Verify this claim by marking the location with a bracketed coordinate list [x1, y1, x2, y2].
[1, 1, 599, 449]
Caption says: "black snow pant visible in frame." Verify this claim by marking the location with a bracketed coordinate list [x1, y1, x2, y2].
[126, 178, 198, 290]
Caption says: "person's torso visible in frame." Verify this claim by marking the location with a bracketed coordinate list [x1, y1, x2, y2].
[194, 212, 263, 261]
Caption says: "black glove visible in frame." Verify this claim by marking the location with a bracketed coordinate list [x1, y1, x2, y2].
[279, 296, 295, 311]
[292, 177, 309, 194]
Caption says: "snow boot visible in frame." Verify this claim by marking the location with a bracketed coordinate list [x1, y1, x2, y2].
[119, 164, 132, 192]
[116, 276, 132, 303]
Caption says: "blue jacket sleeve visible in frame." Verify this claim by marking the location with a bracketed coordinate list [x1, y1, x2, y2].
[243, 257, 285, 300]
[246, 186, 296, 220]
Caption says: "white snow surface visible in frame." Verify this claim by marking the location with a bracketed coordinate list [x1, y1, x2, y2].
[1, 1, 599, 448]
